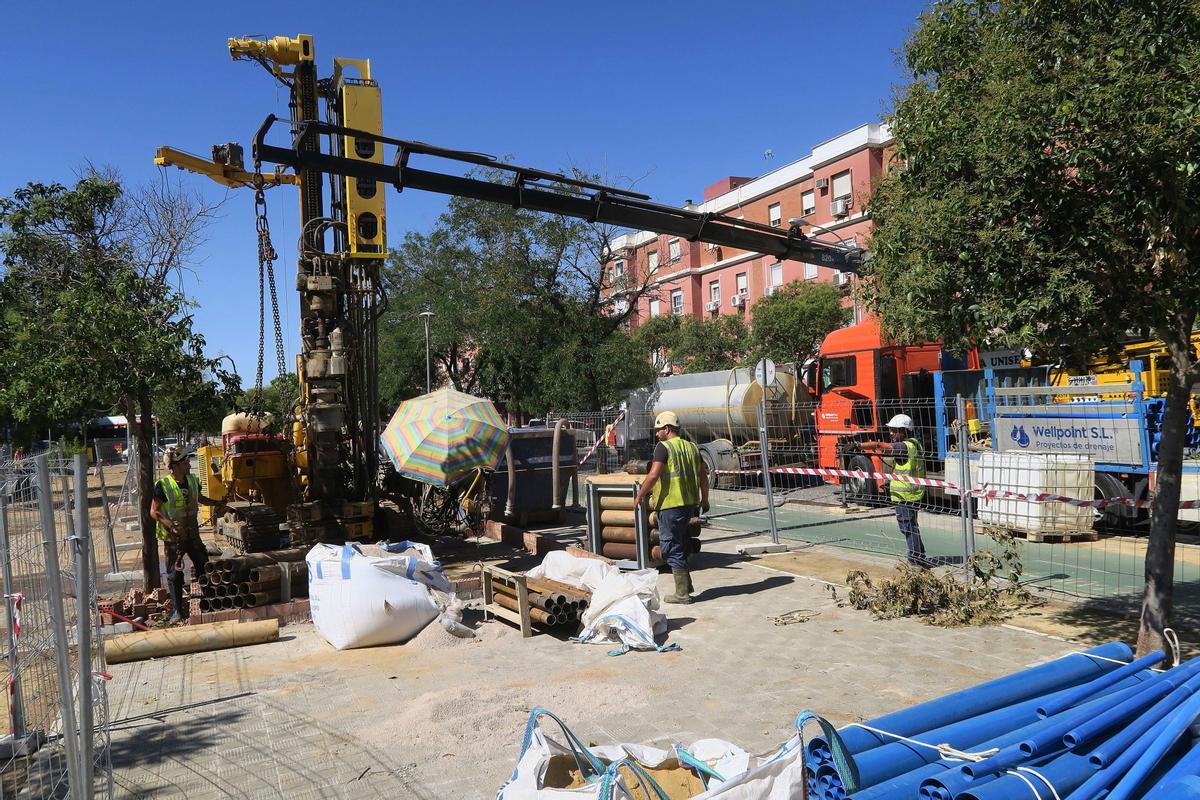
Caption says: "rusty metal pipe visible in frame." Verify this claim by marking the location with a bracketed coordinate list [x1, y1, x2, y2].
[599, 496, 638, 511]
[601, 526, 660, 544]
[525, 577, 591, 603]
[552, 418, 566, 510]
[243, 591, 278, 608]
[493, 583, 558, 613]
[492, 590, 559, 626]
[248, 563, 309, 583]
[601, 543, 665, 562]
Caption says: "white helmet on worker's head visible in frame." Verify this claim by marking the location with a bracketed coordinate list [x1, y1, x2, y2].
[885, 414, 915, 430]
[654, 411, 681, 430]
[162, 445, 189, 469]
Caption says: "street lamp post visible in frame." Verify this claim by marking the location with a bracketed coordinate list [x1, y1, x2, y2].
[419, 310, 434, 392]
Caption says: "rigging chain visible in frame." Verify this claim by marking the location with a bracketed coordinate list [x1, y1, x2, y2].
[251, 165, 289, 415]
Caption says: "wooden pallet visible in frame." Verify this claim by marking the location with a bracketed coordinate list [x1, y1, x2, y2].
[481, 565, 533, 638]
[979, 524, 1099, 544]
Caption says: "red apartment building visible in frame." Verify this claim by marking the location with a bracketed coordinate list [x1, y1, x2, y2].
[606, 122, 892, 327]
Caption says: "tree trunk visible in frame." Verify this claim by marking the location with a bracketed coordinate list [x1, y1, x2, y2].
[1136, 359, 1191, 655]
[130, 392, 161, 591]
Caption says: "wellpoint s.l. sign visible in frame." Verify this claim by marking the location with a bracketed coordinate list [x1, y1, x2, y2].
[993, 407, 1145, 465]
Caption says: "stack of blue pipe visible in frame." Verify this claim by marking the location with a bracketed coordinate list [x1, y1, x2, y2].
[804, 642, 1200, 799]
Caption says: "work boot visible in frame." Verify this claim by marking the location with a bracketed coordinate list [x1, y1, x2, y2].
[664, 568, 692, 604]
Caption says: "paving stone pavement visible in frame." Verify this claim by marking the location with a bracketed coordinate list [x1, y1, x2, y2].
[106, 539, 1085, 799]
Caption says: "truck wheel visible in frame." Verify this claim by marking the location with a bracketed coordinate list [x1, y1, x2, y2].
[700, 448, 720, 490]
[843, 455, 879, 502]
[1094, 473, 1134, 533]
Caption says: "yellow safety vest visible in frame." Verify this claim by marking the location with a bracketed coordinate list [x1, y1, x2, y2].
[651, 436, 702, 511]
[156, 474, 200, 541]
[889, 439, 926, 503]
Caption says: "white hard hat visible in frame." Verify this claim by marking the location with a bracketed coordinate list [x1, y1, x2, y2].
[654, 411, 681, 429]
[885, 414, 915, 430]
[162, 445, 189, 468]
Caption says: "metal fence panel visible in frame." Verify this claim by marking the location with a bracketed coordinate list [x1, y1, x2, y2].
[0, 453, 111, 800]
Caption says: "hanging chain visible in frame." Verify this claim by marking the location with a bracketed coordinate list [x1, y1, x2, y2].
[251, 163, 287, 414]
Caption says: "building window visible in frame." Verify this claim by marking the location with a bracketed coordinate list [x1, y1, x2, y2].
[770, 263, 783, 287]
[649, 298, 661, 317]
[802, 190, 815, 216]
[831, 170, 852, 200]
[668, 238, 681, 262]
[736, 272, 748, 295]
[671, 289, 684, 315]
[768, 203, 781, 227]
[805, 262, 818, 280]
[709, 280, 721, 303]
[648, 250, 659, 274]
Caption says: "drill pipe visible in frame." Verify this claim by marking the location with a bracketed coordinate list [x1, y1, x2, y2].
[242, 591, 278, 608]
[248, 563, 309, 583]
[491, 590, 560, 626]
[524, 577, 591, 603]
[491, 577, 569, 609]
[598, 496, 638, 511]
[492, 583, 562, 613]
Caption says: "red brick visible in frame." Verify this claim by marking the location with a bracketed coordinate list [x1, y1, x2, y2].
[566, 544, 614, 564]
[523, 531, 566, 557]
[101, 613, 115, 626]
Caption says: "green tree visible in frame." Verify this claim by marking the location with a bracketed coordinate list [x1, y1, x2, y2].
[0, 172, 225, 590]
[671, 316, 750, 373]
[232, 372, 300, 430]
[863, 0, 1200, 654]
[749, 281, 849, 367]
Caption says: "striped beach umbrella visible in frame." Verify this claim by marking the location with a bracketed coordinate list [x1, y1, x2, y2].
[380, 388, 509, 487]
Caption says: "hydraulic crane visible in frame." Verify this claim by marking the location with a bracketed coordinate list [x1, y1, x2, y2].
[158, 34, 863, 546]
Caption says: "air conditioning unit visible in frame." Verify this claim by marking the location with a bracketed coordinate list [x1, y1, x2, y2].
[834, 271, 852, 287]
[705, 300, 721, 312]
[815, 178, 829, 189]
[730, 294, 745, 308]
[831, 198, 851, 217]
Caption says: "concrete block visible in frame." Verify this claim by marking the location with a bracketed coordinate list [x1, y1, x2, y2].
[737, 543, 790, 555]
[104, 571, 142, 583]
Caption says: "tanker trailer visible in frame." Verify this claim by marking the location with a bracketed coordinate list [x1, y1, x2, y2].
[620, 365, 809, 488]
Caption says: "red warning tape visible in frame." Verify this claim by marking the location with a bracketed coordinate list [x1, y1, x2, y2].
[714, 466, 1200, 511]
[579, 411, 625, 466]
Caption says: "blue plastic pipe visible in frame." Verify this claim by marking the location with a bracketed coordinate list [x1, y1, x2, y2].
[1141, 738, 1200, 798]
[1062, 659, 1200, 751]
[1143, 775, 1200, 800]
[807, 642, 1133, 764]
[1036, 649, 1165, 717]
[847, 668, 1153, 790]
[1106, 689, 1200, 800]
[1073, 671, 1200, 768]
[957, 748, 1095, 800]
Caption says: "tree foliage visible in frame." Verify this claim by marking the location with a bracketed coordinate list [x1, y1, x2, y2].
[749, 281, 849, 367]
[0, 172, 230, 589]
[864, 0, 1200, 653]
[634, 314, 750, 374]
[378, 170, 657, 415]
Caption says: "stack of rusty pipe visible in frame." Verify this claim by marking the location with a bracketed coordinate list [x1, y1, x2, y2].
[196, 548, 309, 612]
[595, 496, 702, 562]
[490, 574, 591, 630]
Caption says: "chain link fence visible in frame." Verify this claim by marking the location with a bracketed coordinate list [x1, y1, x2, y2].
[558, 375, 1200, 618]
[0, 453, 112, 800]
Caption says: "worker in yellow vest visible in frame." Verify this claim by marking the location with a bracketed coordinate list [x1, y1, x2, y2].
[150, 446, 226, 623]
[861, 414, 930, 568]
[633, 411, 709, 603]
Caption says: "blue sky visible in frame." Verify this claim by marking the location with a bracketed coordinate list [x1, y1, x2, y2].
[2, 1, 927, 390]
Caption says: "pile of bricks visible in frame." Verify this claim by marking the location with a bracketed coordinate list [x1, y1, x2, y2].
[98, 587, 173, 625]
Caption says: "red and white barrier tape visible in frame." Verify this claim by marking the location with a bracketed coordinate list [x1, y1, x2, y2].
[714, 466, 1200, 511]
[3, 593, 22, 638]
[579, 411, 625, 466]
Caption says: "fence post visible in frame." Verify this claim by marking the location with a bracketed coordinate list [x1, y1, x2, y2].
[623, 409, 631, 465]
[93, 442, 118, 575]
[73, 454, 96, 798]
[35, 455, 84, 800]
[756, 402, 780, 545]
[0, 481, 27, 739]
[955, 394, 977, 583]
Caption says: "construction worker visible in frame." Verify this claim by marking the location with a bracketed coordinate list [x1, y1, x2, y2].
[860, 414, 930, 568]
[633, 411, 709, 604]
[150, 446, 225, 623]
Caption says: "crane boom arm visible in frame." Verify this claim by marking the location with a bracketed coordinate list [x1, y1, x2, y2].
[250, 116, 864, 273]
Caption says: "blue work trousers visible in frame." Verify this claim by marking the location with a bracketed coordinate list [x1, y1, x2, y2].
[894, 502, 929, 567]
[657, 505, 696, 569]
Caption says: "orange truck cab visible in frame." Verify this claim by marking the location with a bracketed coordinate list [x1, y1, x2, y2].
[805, 316, 979, 478]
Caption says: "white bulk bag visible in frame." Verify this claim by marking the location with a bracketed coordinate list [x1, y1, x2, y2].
[307, 543, 440, 650]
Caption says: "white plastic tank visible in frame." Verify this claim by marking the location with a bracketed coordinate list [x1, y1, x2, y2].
[221, 412, 274, 436]
[976, 452, 1094, 534]
[651, 366, 796, 441]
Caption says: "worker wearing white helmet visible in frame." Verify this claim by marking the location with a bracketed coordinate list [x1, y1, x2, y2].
[633, 410, 710, 603]
[859, 413, 930, 568]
